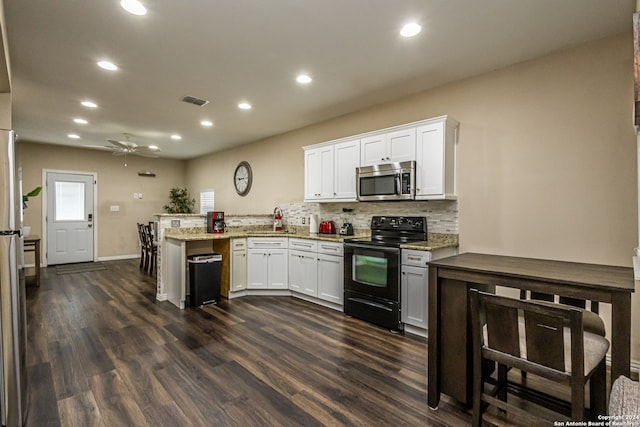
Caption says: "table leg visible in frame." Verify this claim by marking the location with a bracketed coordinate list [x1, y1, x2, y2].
[428, 266, 441, 409]
[34, 240, 40, 287]
[610, 293, 632, 383]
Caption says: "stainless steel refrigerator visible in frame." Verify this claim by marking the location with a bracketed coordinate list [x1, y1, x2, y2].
[0, 129, 28, 426]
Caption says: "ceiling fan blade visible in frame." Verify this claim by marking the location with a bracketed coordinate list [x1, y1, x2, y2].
[111, 151, 127, 156]
[133, 151, 160, 158]
[108, 139, 137, 149]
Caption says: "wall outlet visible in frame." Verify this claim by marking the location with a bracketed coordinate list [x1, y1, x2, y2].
[302, 217, 305, 224]
[110, 205, 120, 212]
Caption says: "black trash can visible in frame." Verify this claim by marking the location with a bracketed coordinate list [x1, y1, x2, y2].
[187, 254, 222, 306]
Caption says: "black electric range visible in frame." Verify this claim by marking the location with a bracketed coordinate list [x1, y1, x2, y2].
[343, 216, 427, 331]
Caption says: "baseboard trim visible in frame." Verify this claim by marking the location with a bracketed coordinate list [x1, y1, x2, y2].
[97, 254, 139, 261]
[156, 293, 168, 301]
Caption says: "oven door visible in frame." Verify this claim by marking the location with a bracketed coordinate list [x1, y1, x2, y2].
[344, 242, 400, 301]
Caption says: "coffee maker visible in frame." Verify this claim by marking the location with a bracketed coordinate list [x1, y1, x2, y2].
[207, 211, 225, 234]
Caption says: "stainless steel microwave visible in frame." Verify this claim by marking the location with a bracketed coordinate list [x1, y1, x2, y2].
[356, 161, 415, 201]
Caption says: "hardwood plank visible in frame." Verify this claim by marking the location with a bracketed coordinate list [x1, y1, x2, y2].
[47, 339, 89, 400]
[57, 391, 105, 427]
[87, 369, 150, 427]
[26, 362, 61, 427]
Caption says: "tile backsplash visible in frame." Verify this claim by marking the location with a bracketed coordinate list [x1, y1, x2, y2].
[157, 201, 458, 235]
[279, 200, 458, 234]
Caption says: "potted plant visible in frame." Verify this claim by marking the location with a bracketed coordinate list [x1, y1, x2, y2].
[163, 187, 195, 214]
[23, 186, 41, 210]
[22, 186, 41, 237]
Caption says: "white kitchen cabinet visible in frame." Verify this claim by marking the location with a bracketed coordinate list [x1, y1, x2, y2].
[317, 253, 343, 305]
[415, 117, 458, 200]
[317, 241, 343, 304]
[400, 247, 458, 336]
[304, 145, 334, 200]
[304, 140, 359, 202]
[400, 249, 431, 331]
[401, 265, 429, 329]
[289, 249, 318, 296]
[360, 128, 416, 166]
[288, 239, 343, 306]
[230, 238, 247, 292]
[333, 140, 360, 200]
[247, 238, 288, 289]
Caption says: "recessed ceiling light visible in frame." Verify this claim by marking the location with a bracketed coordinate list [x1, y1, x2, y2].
[296, 74, 312, 84]
[238, 102, 252, 110]
[67, 134, 80, 139]
[81, 100, 98, 108]
[73, 118, 88, 124]
[400, 22, 421, 37]
[148, 145, 159, 150]
[97, 60, 118, 71]
[120, 0, 147, 16]
[201, 120, 213, 127]
[171, 134, 182, 140]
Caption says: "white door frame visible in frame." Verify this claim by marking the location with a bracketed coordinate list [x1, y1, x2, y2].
[41, 169, 98, 267]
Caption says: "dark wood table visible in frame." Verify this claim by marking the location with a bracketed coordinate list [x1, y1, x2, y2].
[24, 235, 41, 287]
[427, 252, 636, 408]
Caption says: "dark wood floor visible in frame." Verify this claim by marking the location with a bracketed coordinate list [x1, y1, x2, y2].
[25, 259, 476, 426]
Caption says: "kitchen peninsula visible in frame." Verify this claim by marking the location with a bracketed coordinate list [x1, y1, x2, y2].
[156, 213, 459, 311]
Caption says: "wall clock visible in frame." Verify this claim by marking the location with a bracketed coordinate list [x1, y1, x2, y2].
[233, 161, 252, 196]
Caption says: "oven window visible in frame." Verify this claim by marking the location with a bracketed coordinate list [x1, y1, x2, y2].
[359, 175, 396, 196]
[353, 254, 388, 287]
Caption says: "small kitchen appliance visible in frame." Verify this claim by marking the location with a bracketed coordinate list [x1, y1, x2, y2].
[318, 220, 336, 234]
[206, 211, 225, 234]
[339, 223, 354, 236]
[273, 207, 283, 232]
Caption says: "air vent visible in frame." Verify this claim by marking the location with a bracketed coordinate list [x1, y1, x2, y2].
[181, 95, 209, 107]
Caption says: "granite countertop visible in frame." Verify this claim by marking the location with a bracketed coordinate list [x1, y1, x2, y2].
[163, 227, 369, 243]
[400, 233, 459, 251]
[164, 227, 458, 251]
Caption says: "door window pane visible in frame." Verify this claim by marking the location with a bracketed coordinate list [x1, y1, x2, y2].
[55, 181, 85, 221]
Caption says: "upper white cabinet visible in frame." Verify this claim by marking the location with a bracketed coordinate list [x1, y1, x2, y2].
[304, 115, 458, 202]
[304, 145, 334, 200]
[360, 128, 416, 166]
[304, 139, 359, 202]
[415, 117, 458, 200]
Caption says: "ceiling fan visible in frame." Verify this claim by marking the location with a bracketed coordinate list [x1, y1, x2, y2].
[103, 134, 161, 166]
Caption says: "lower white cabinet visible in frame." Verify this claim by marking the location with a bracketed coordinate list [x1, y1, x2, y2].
[247, 238, 288, 289]
[317, 253, 343, 304]
[230, 238, 247, 292]
[289, 249, 318, 296]
[401, 249, 432, 330]
[400, 247, 458, 333]
[288, 239, 343, 305]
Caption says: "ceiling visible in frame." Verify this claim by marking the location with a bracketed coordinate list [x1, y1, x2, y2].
[4, 0, 635, 160]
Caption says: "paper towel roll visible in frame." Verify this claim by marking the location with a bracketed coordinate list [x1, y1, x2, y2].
[309, 214, 318, 234]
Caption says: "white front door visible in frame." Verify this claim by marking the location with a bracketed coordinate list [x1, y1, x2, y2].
[46, 172, 95, 265]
